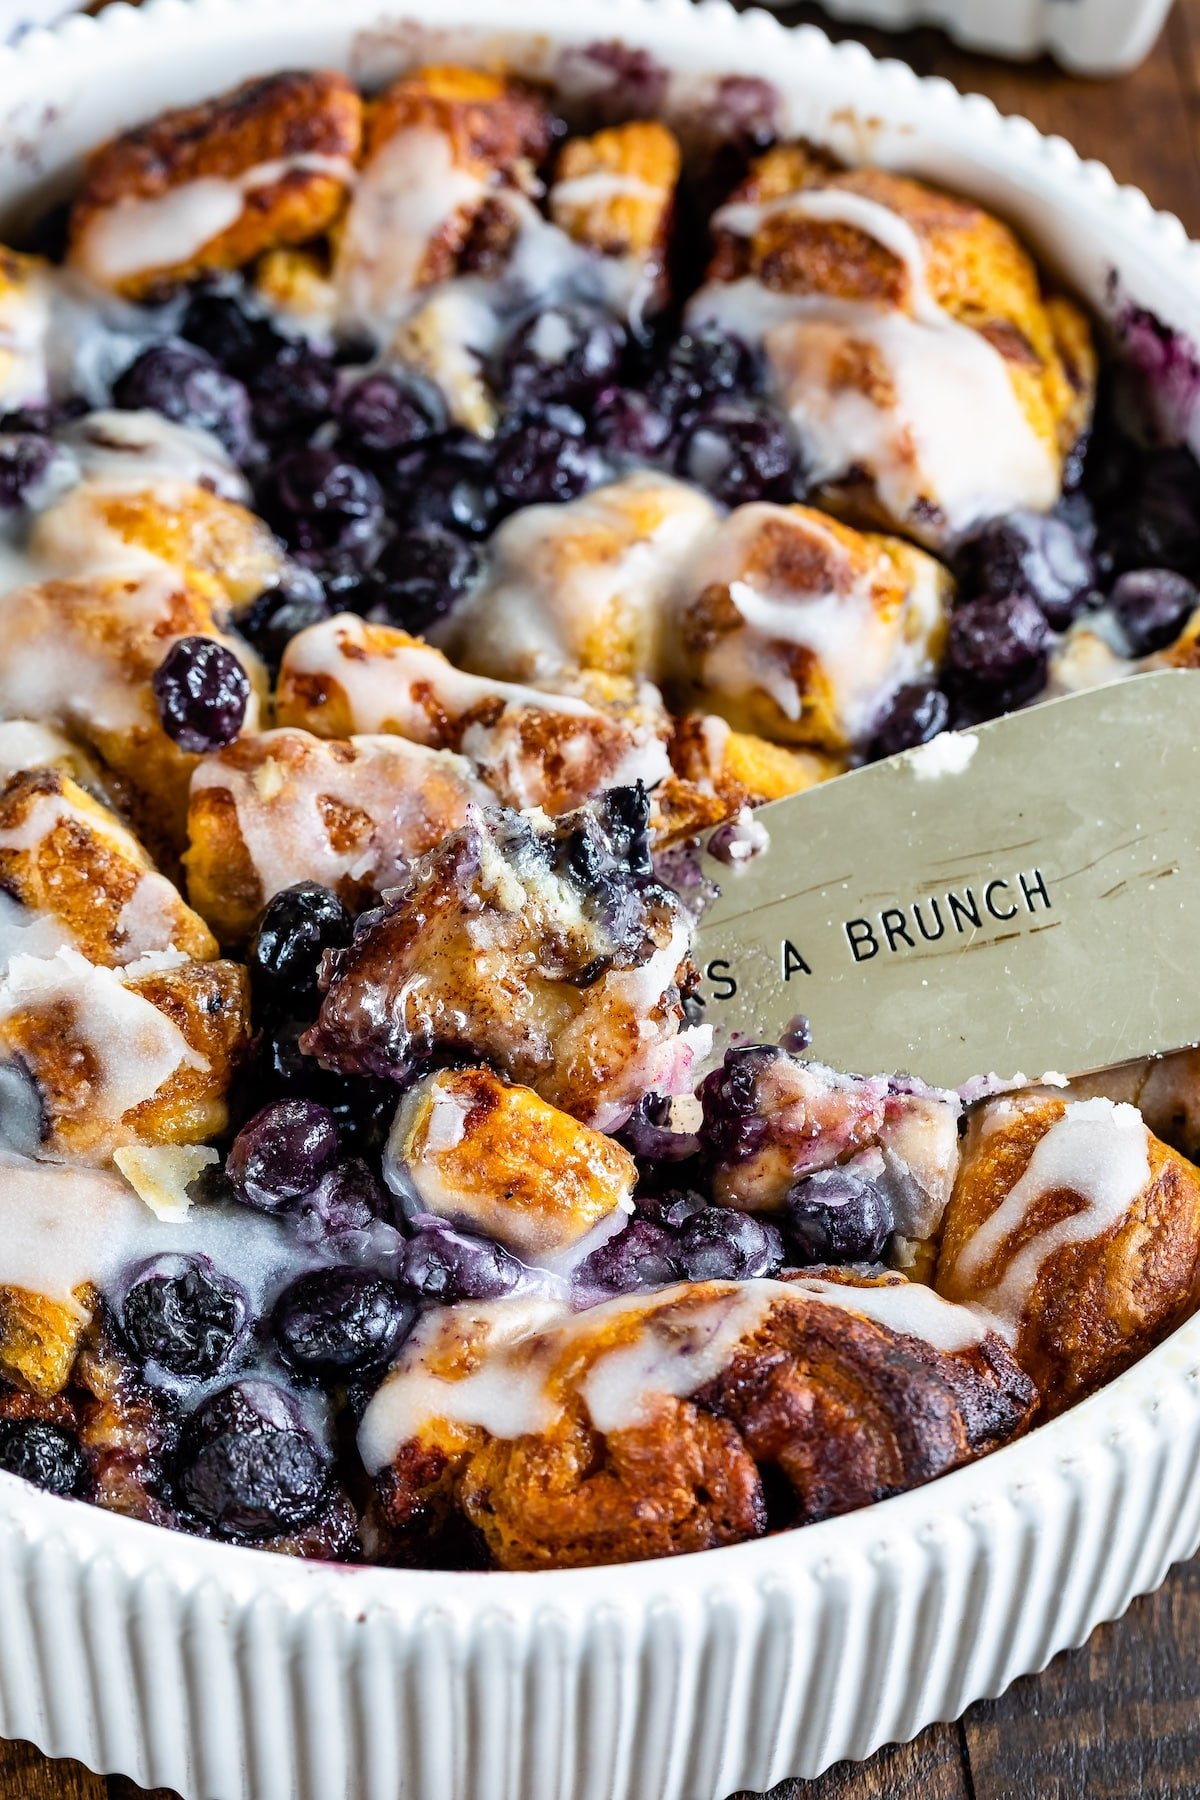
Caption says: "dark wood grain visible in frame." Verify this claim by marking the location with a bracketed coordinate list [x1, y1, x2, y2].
[5, 4, 1200, 1798]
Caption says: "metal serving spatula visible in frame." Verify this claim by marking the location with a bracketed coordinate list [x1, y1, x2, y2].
[691, 669, 1200, 1089]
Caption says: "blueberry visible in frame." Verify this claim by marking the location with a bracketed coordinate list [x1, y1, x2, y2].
[960, 509, 1096, 630]
[1110, 567, 1198, 654]
[369, 525, 480, 635]
[501, 305, 626, 408]
[0, 1419, 88, 1497]
[635, 1188, 707, 1230]
[152, 636, 250, 752]
[945, 594, 1049, 700]
[248, 881, 353, 1015]
[395, 432, 499, 539]
[236, 574, 332, 673]
[673, 1206, 784, 1281]
[292, 1157, 389, 1248]
[493, 418, 596, 508]
[0, 434, 58, 510]
[337, 370, 444, 457]
[112, 342, 254, 462]
[574, 1218, 679, 1294]
[674, 401, 796, 505]
[591, 386, 673, 461]
[785, 1163, 894, 1265]
[397, 1221, 522, 1304]
[273, 1268, 415, 1384]
[649, 328, 758, 423]
[1100, 448, 1200, 579]
[178, 291, 282, 376]
[174, 1380, 330, 1539]
[257, 447, 384, 560]
[617, 1094, 701, 1165]
[867, 682, 952, 761]
[120, 1253, 247, 1379]
[226, 1098, 340, 1213]
[247, 341, 339, 442]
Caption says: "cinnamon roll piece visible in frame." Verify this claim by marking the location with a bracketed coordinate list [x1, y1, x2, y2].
[335, 65, 552, 331]
[68, 71, 363, 298]
[689, 143, 1095, 548]
[436, 471, 721, 686]
[361, 1275, 1035, 1570]
[185, 727, 490, 945]
[936, 1093, 1200, 1412]
[0, 953, 250, 1162]
[275, 614, 673, 814]
[0, 766, 216, 967]
[670, 500, 951, 752]
[303, 788, 708, 1131]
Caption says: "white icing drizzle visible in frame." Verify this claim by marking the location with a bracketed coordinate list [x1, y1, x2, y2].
[0, 720, 89, 788]
[0, 784, 186, 963]
[690, 188, 1059, 542]
[336, 126, 488, 331]
[952, 1097, 1151, 1340]
[358, 1275, 989, 1472]
[60, 410, 248, 501]
[0, 947, 206, 1123]
[76, 155, 357, 288]
[550, 170, 665, 211]
[0, 889, 75, 965]
[675, 503, 945, 741]
[0, 1152, 322, 1320]
[191, 728, 490, 904]
[440, 472, 721, 685]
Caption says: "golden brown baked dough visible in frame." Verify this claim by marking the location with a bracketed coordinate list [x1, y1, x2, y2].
[68, 71, 364, 298]
[185, 727, 490, 944]
[697, 143, 1095, 546]
[936, 1094, 1200, 1413]
[366, 1277, 1035, 1570]
[0, 767, 216, 966]
[670, 501, 952, 751]
[0, 571, 265, 848]
[390, 1065, 637, 1260]
[0, 956, 250, 1161]
[275, 614, 674, 818]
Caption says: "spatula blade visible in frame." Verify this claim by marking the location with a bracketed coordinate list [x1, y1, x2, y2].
[691, 670, 1200, 1089]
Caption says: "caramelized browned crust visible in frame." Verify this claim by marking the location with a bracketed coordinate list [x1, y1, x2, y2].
[0, 767, 216, 965]
[700, 1288, 1036, 1526]
[68, 71, 364, 297]
[936, 1097, 1200, 1413]
[370, 1280, 1035, 1570]
[553, 121, 679, 258]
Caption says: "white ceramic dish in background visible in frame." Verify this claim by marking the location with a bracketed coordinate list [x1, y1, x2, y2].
[0, 0, 88, 45]
[800, 0, 1175, 76]
[0, 4, 1199, 1797]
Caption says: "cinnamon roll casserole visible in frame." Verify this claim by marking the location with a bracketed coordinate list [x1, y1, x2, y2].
[0, 56, 1195, 1569]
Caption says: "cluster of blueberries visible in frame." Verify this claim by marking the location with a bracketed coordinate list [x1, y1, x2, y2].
[4, 272, 1200, 765]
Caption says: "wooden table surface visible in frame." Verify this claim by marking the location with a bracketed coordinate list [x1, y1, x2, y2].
[7, 3, 1200, 1797]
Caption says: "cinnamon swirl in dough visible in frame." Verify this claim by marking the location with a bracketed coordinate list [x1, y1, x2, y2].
[936, 1094, 1200, 1413]
[361, 1275, 1035, 1570]
[689, 144, 1095, 548]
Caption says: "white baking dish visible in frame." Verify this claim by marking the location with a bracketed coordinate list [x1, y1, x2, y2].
[0, 4, 1199, 1797]
[803, 0, 1175, 76]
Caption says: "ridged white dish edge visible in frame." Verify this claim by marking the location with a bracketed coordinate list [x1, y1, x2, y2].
[805, 0, 1174, 77]
[0, 4, 1197, 1795]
